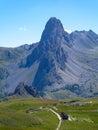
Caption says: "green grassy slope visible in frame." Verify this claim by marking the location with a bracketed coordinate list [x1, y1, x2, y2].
[58, 97, 98, 130]
[0, 97, 98, 130]
[0, 98, 58, 130]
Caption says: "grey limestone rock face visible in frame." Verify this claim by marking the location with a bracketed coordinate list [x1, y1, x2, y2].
[25, 18, 69, 90]
[14, 82, 39, 97]
[1, 17, 98, 98]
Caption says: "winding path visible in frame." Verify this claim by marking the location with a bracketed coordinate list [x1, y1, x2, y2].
[48, 108, 62, 130]
[30, 107, 62, 130]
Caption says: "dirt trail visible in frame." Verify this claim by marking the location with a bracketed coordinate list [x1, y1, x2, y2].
[49, 108, 62, 130]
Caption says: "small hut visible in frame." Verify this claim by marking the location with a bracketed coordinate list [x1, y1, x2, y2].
[60, 112, 68, 120]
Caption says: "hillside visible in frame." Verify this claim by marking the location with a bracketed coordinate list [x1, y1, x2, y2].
[0, 97, 98, 130]
[0, 17, 98, 98]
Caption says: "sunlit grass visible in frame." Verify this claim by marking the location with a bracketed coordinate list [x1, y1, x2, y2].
[0, 97, 98, 130]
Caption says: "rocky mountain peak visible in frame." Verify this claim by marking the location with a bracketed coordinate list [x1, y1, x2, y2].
[1, 17, 98, 99]
[40, 17, 65, 41]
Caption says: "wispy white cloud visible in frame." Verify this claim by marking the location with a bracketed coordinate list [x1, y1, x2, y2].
[65, 29, 72, 34]
[18, 26, 27, 31]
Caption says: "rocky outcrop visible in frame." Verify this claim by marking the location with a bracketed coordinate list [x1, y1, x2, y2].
[14, 82, 39, 97]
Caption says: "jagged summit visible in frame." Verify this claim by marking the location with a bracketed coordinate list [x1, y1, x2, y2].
[14, 82, 39, 97]
[24, 18, 68, 90]
[40, 17, 65, 41]
[1, 17, 98, 99]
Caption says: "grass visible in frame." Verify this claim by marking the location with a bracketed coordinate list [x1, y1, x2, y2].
[60, 121, 98, 130]
[0, 98, 58, 130]
[0, 97, 98, 130]
[56, 97, 98, 130]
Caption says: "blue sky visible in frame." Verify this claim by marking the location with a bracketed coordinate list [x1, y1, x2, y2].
[0, 0, 98, 47]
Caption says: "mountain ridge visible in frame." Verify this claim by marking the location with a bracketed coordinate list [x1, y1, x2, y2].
[0, 17, 98, 99]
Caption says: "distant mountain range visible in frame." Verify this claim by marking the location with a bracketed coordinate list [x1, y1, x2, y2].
[0, 17, 98, 99]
